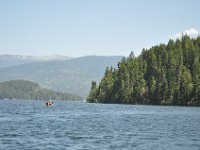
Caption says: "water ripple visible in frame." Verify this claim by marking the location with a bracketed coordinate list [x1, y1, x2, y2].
[0, 100, 200, 150]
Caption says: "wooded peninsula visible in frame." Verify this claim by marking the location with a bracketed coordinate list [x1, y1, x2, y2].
[0, 80, 82, 101]
[87, 35, 200, 106]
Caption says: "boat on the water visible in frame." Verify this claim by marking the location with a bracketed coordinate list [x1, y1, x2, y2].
[46, 101, 54, 106]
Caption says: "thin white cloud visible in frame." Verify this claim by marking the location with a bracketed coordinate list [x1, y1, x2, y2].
[170, 28, 199, 39]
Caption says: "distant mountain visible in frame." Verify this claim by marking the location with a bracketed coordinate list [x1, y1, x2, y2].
[0, 55, 123, 98]
[0, 54, 72, 69]
[0, 80, 81, 101]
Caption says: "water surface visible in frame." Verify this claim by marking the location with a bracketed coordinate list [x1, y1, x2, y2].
[0, 100, 200, 150]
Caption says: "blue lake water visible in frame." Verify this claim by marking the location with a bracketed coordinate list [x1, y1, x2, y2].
[0, 100, 200, 150]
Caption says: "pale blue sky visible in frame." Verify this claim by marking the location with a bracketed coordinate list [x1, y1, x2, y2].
[0, 0, 199, 57]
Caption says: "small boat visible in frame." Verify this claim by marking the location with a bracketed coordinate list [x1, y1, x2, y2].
[46, 101, 54, 106]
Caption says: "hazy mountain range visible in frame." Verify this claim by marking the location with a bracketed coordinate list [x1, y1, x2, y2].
[0, 54, 72, 69]
[0, 55, 123, 98]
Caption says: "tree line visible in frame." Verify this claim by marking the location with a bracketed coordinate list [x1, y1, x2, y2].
[0, 80, 82, 101]
[87, 35, 200, 106]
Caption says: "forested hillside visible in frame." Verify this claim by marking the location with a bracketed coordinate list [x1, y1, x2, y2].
[87, 36, 200, 106]
[0, 80, 82, 101]
[0, 56, 122, 98]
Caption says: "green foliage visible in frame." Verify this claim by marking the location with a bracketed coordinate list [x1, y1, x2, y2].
[87, 35, 200, 106]
[86, 81, 98, 103]
[0, 80, 82, 101]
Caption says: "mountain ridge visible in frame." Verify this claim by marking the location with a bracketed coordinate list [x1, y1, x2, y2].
[0, 55, 123, 98]
[0, 54, 72, 69]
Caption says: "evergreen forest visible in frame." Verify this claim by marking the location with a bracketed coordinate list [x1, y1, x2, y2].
[87, 36, 200, 106]
[0, 80, 82, 101]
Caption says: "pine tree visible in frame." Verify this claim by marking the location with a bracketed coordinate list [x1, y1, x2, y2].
[87, 36, 200, 106]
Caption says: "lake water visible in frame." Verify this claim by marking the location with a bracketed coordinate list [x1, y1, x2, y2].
[0, 100, 200, 150]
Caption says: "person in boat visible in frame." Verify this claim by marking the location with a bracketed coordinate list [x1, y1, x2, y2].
[46, 101, 54, 106]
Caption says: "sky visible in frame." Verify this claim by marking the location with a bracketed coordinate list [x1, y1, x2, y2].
[0, 0, 200, 57]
